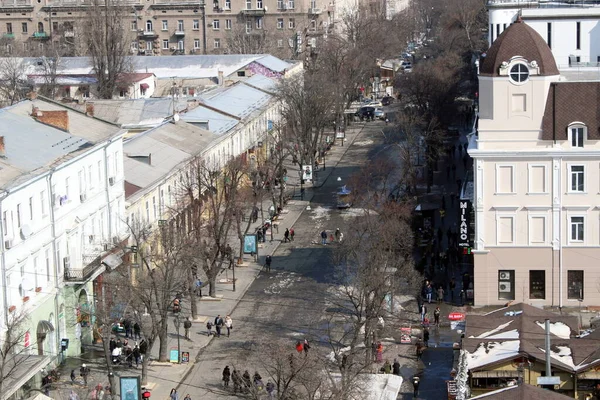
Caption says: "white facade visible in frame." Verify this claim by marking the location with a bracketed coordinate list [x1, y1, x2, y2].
[488, 5, 600, 68]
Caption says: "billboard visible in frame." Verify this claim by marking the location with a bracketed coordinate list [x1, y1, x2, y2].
[458, 200, 471, 248]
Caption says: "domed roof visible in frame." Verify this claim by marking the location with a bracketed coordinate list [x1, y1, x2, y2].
[480, 18, 559, 77]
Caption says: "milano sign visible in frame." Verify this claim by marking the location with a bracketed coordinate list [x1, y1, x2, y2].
[459, 200, 471, 248]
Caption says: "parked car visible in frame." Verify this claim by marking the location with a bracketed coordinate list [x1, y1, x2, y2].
[381, 96, 394, 106]
[401, 61, 412, 70]
[374, 108, 386, 120]
[355, 106, 375, 121]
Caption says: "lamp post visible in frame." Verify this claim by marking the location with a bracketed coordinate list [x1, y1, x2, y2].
[173, 316, 181, 364]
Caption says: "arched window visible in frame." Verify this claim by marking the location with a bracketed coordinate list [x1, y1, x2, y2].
[146, 20, 153, 32]
[37, 22, 44, 33]
[568, 123, 586, 148]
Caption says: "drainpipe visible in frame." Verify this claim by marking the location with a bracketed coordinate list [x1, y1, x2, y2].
[47, 172, 62, 359]
[559, 168, 563, 309]
[0, 192, 9, 327]
[201, 3, 207, 54]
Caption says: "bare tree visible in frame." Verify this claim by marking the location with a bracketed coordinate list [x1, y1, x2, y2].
[0, 57, 30, 107]
[225, 22, 275, 54]
[0, 310, 30, 396]
[82, 0, 132, 99]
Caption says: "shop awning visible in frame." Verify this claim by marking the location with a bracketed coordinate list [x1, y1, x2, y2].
[36, 320, 55, 335]
[101, 251, 124, 271]
[2, 354, 51, 400]
[471, 370, 520, 378]
[140, 83, 150, 89]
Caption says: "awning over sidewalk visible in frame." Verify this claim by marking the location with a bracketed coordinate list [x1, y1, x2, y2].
[101, 250, 124, 271]
[1, 354, 52, 400]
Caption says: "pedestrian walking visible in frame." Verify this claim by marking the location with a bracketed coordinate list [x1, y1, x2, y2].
[266, 381, 275, 398]
[242, 370, 252, 393]
[441, 195, 446, 210]
[284, 228, 290, 243]
[412, 376, 421, 397]
[224, 315, 233, 337]
[392, 359, 400, 376]
[290, 228, 295, 241]
[170, 388, 179, 400]
[458, 143, 463, 157]
[437, 286, 444, 303]
[214, 315, 224, 337]
[335, 228, 341, 242]
[434, 307, 441, 325]
[232, 369, 242, 393]
[123, 318, 132, 338]
[416, 341, 424, 360]
[425, 282, 433, 303]
[420, 304, 427, 323]
[70, 369, 76, 383]
[262, 226, 267, 243]
[376, 342, 384, 363]
[133, 322, 141, 339]
[133, 344, 141, 367]
[296, 341, 304, 353]
[183, 395, 191, 400]
[206, 321, 213, 336]
[183, 317, 192, 340]
[79, 364, 90, 386]
[222, 366, 231, 387]
[265, 255, 272, 272]
[423, 328, 430, 347]
[303, 339, 310, 355]
[320, 230, 327, 245]
[382, 360, 392, 374]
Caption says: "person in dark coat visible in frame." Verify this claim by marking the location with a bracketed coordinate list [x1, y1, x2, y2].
[284, 228, 290, 243]
[222, 366, 231, 387]
[392, 359, 400, 375]
[242, 370, 252, 393]
[423, 328, 430, 347]
[133, 322, 142, 339]
[265, 255, 272, 272]
[232, 369, 242, 393]
[413, 376, 420, 397]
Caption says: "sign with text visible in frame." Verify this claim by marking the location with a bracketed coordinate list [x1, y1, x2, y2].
[169, 349, 179, 363]
[181, 351, 190, 363]
[243, 234, 258, 254]
[120, 376, 141, 400]
[458, 200, 471, 248]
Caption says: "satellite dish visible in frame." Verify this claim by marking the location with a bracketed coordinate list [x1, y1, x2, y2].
[173, 113, 180, 122]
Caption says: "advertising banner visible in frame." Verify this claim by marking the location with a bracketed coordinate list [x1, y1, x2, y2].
[243, 234, 258, 254]
[458, 200, 471, 247]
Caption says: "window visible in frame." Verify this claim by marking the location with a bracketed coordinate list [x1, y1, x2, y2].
[194, 39, 200, 49]
[177, 20, 184, 31]
[576, 21, 581, 50]
[40, 191, 46, 216]
[214, 38, 220, 48]
[310, 19, 316, 31]
[495, 164, 514, 194]
[213, 19, 220, 30]
[37, 22, 44, 33]
[288, 0, 294, 8]
[21, 22, 27, 33]
[33, 257, 38, 290]
[497, 216, 514, 244]
[246, 0, 251, 8]
[498, 270, 515, 300]
[528, 164, 546, 193]
[16, 204, 21, 228]
[178, 40, 184, 50]
[570, 165, 585, 192]
[245, 20, 252, 33]
[131, 41, 138, 51]
[29, 197, 33, 220]
[140, 86, 147, 96]
[2, 211, 8, 234]
[6, 22, 12, 34]
[289, 18, 295, 29]
[162, 39, 169, 49]
[131, 20, 137, 31]
[162, 20, 168, 30]
[570, 126, 584, 148]
[145, 201, 150, 222]
[146, 20, 153, 32]
[529, 216, 546, 244]
[257, 0, 262, 7]
[277, 39, 283, 47]
[225, 19, 232, 30]
[256, 17, 262, 29]
[509, 63, 529, 83]
[310, 0, 316, 8]
[153, 196, 157, 218]
[237, 70, 246, 77]
[567, 270, 584, 299]
[529, 270, 545, 299]
[88, 165, 93, 189]
[278, 0, 284, 8]
[547, 22, 552, 49]
[570, 216, 584, 242]
[193, 19, 200, 30]
[225, 0, 230, 8]
[146, 41, 152, 51]
[45, 249, 51, 282]
[277, 18, 283, 29]
[97, 160, 102, 185]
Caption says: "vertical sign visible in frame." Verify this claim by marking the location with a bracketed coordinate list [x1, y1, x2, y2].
[243, 234, 258, 254]
[458, 200, 471, 248]
[120, 376, 141, 400]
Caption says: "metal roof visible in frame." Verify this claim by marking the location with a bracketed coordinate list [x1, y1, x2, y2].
[243, 74, 278, 92]
[123, 120, 218, 200]
[0, 98, 122, 190]
[181, 105, 239, 135]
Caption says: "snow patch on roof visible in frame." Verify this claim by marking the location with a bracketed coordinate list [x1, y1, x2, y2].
[550, 345, 576, 369]
[487, 329, 520, 340]
[473, 321, 515, 339]
[466, 341, 520, 370]
[536, 321, 571, 339]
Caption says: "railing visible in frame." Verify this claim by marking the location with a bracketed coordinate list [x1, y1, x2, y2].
[240, 7, 265, 15]
[64, 256, 102, 282]
[0, 0, 32, 7]
[3, 33, 14, 38]
[33, 31, 49, 38]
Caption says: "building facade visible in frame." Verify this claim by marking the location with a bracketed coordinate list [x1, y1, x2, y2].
[0, 0, 331, 57]
[469, 19, 600, 307]
[0, 96, 126, 398]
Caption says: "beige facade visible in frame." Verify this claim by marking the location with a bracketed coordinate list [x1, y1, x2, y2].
[470, 24, 600, 307]
[0, 0, 331, 57]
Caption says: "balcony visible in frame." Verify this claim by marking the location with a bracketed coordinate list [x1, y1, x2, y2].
[33, 31, 50, 39]
[64, 256, 102, 283]
[240, 7, 265, 15]
[140, 30, 158, 37]
[308, 7, 321, 14]
[0, 0, 32, 7]
[64, 30, 75, 37]
[3, 33, 14, 38]
[175, 30, 185, 35]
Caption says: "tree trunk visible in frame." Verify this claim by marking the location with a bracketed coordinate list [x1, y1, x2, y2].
[100, 329, 116, 394]
[140, 337, 155, 385]
[158, 321, 169, 362]
[209, 276, 217, 297]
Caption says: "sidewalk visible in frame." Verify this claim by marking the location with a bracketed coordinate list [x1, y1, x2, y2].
[141, 123, 366, 399]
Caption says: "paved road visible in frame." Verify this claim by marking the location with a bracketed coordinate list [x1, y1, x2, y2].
[177, 121, 391, 398]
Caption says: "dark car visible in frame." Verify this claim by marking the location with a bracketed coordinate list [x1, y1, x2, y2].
[355, 106, 375, 121]
[382, 96, 394, 106]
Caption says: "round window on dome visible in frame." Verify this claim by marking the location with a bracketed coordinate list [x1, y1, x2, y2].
[509, 63, 529, 83]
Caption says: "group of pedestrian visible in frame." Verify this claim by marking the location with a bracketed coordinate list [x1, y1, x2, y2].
[283, 227, 295, 242]
[109, 336, 146, 368]
[206, 315, 233, 337]
[380, 358, 401, 376]
[169, 388, 192, 400]
[295, 339, 311, 355]
[223, 367, 276, 397]
[319, 228, 343, 245]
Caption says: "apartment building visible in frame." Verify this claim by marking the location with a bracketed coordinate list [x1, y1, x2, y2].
[0, 0, 331, 57]
[487, 0, 600, 67]
[469, 19, 600, 307]
[0, 95, 126, 398]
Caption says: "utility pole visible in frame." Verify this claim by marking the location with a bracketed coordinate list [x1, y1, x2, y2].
[545, 318, 551, 377]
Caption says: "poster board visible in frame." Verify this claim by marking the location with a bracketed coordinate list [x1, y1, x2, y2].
[400, 327, 411, 344]
[169, 349, 179, 363]
[181, 351, 190, 363]
[243, 234, 258, 254]
[120, 376, 140, 400]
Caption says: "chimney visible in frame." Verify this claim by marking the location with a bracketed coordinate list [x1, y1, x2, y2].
[218, 70, 224, 86]
[33, 110, 70, 132]
[0, 136, 5, 158]
[31, 106, 42, 117]
[85, 103, 95, 117]
[148, 153, 152, 166]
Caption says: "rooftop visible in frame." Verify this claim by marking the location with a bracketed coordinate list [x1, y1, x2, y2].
[470, 383, 573, 399]
[0, 97, 122, 190]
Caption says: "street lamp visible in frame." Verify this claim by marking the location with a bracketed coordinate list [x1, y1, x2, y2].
[173, 316, 181, 364]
